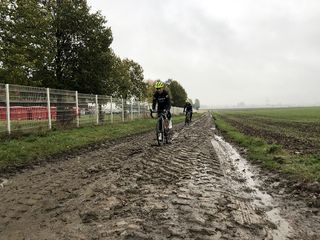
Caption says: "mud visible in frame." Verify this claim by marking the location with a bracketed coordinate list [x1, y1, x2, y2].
[0, 114, 319, 239]
[223, 117, 320, 155]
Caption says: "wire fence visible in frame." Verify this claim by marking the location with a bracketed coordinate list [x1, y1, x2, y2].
[0, 83, 183, 135]
[0, 83, 7, 134]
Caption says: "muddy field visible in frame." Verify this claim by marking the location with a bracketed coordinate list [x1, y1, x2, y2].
[216, 110, 320, 155]
[0, 114, 319, 239]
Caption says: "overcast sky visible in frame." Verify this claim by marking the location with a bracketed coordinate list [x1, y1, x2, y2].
[88, 0, 320, 107]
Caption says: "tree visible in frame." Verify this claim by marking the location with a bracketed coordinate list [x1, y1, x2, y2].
[0, 0, 114, 94]
[0, 0, 149, 124]
[144, 79, 157, 102]
[46, 0, 114, 125]
[0, 0, 148, 107]
[165, 79, 187, 107]
[104, 51, 123, 96]
[194, 98, 200, 110]
[52, 0, 113, 94]
[108, 56, 145, 100]
[0, 0, 55, 85]
[122, 58, 146, 100]
[107, 57, 146, 118]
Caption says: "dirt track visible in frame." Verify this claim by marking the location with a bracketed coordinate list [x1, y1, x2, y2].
[0, 114, 319, 240]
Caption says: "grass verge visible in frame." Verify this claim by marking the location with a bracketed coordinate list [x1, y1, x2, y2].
[0, 114, 191, 170]
[213, 113, 320, 182]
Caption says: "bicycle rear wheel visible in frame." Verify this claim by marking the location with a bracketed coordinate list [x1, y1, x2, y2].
[164, 128, 171, 144]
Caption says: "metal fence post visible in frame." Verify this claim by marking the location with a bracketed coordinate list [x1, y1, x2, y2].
[47, 88, 52, 130]
[138, 101, 141, 119]
[122, 98, 124, 122]
[95, 95, 99, 125]
[5, 84, 11, 135]
[131, 100, 133, 120]
[110, 96, 113, 123]
[76, 91, 79, 127]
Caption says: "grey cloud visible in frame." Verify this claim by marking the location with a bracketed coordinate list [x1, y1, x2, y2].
[89, 0, 320, 107]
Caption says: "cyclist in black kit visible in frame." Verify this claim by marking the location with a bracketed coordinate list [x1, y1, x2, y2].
[152, 81, 172, 128]
[183, 100, 193, 123]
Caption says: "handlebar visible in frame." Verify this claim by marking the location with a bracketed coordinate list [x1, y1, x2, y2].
[150, 109, 168, 119]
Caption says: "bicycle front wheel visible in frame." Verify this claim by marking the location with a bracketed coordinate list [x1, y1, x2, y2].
[156, 119, 165, 145]
[185, 113, 190, 125]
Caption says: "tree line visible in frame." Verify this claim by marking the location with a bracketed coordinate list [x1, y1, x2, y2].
[0, 0, 199, 109]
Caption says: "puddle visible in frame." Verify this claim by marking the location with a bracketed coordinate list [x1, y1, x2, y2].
[211, 134, 291, 240]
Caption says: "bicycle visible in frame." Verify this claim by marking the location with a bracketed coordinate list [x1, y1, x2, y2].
[150, 109, 171, 145]
[184, 111, 191, 126]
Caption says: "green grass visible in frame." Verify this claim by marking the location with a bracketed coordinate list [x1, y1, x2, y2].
[0, 114, 191, 170]
[213, 111, 320, 182]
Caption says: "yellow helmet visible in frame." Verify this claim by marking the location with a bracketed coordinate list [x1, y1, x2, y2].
[154, 81, 164, 89]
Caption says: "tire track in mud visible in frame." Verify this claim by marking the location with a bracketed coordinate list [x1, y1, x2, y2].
[0, 114, 319, 239]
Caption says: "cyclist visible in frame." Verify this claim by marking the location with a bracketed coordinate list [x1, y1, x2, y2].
[152, 81, 172, 129]
[183, 100, 193, 123]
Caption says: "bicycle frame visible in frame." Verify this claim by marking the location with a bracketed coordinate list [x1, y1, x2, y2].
[150, 110, 170, 145]
[185, 111, 191, 125]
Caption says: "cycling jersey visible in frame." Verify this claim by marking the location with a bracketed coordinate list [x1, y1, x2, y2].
[184, 102, 193, 112]
[152, 90, 171, 111]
